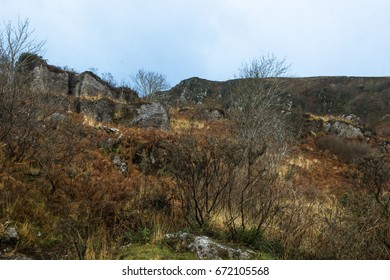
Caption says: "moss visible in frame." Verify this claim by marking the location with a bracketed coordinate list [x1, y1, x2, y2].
[117, 243, 198, 260]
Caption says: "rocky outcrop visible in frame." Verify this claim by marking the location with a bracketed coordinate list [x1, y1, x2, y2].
[164, 232, 254, 260]
[31, 65, 145, 124]
[75, 98, 116, 122]
[324, 121, 364, 140]
[302, 113, 372, 141]
[158, 77, 234, 106]
[71, 71, 113, 98]
[32, 64, 69, 95]
[123, 102, 170, 130]
[31, 63, 390, 133]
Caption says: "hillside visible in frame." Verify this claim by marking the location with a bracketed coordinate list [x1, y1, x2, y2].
[1, 63, 390, 260]
[160, 76, 390, 130]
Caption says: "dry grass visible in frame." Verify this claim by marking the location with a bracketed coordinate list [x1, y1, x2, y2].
[170, 117, 207, 131]
[1, 105, 389, 259]
[306, 113, 359, 126]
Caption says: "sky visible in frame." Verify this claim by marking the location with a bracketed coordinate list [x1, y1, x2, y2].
[1, 0, 390, 86]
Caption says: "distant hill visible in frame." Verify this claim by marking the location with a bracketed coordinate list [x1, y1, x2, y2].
[159, 76, 390, 131]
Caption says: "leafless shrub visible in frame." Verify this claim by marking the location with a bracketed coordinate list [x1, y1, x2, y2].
[166, 134, 240, 229]
[224, 55, 293, 243]
[237, 54, 290, 79]
[0, 18, 49, 162]
[312, 155, 390, 259]
[131, 69, 170, 101]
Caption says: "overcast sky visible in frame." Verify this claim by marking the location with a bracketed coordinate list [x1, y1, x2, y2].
[1, 0, 390, 86]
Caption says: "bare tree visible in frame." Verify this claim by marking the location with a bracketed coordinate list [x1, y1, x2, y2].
[0, 18, 47, 161]
[226, 55, 292, 241]
[0, 18, 45, 83]
[131, 69, 170, 100]
[101, 72, 117, 87]
[237, 54, 290, 79]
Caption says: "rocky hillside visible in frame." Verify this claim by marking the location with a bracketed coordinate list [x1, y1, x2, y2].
[159, 76, 390, 132]
[29, 61, 390, 134]
[29, 62, 172, 130]
[1, 61, 390, 260]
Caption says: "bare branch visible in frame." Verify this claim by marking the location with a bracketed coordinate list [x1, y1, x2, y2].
[131, 69, 170, 100]
[237, 54, 290, 79]
[0, 18, 45, 76]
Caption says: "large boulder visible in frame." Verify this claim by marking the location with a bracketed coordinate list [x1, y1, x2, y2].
[120, 102, 170, 130]
[32, 64, 69, 95]
[75, 98, 116, 122]
[164, 232, 254, 260]
[324, 121, 364, 139]
[302, 113, 368, 140]
[3, 227, 20, 244]
[72, 71, 113, 98]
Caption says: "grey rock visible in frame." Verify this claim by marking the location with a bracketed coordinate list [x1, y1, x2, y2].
[51, 112, 66, 122]
[112, 155, 128, 174]
[101, 126, 120, 134]
[128, 103, 170, 130]
[164, 232, 254, 260]
[32, 65, 69, 95]
[72, 72, 113, 98]
[325, 121, 364, 139]
[4, 227, 19, 243]
[75, 98, 115, 122]
[345, 114, 360, 122]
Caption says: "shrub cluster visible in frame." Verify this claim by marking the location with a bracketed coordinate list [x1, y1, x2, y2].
[315, 135, 372, 163]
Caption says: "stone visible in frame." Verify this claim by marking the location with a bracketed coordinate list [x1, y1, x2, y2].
[164, 232, 254, 260]
[112, 155, 128, 174]
[50, 112, 66, 122]
[32, 64, 69, 95]
[128, 103, 170, 130]
[75, 98, 116, 122]
[4, 227, 19, 244]
[72, 71, 113, 98]
[101, 126, 120, 134]
[325, 121, 364, 139]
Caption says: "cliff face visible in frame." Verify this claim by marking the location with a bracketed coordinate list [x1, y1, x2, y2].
[30, 65, 169, 130]
[32, 64, 70, 95]
[31, 65, 138, 101]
